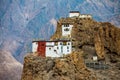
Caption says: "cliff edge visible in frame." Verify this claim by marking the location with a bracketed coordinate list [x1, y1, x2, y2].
[21, 51, 97, 80]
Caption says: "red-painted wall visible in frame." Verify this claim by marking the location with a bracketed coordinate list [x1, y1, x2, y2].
[37, 41, 46, 57]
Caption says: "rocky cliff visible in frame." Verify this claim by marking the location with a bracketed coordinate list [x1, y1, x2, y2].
[21, 51, 97, 80]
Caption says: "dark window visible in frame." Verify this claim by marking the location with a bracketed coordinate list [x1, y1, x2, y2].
[60, 42, 62, 45]
[95, 63, 99, 65]
[49, 48, 51, 50]
[67, 50, 69, 52]
[54, 50, 56, 52]
[61, 47, 63, 52]
[67, 46, 69, 49]
[64, 28, 69, 31]
[68, 43, 70, 45]
[64, 24, 69, 27]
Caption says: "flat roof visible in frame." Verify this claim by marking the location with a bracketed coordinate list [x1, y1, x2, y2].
[79, 14, 92, 16]
[32, 40, 71, 42]
[46, 45, 54, 47]
[69, 11, 80, 13]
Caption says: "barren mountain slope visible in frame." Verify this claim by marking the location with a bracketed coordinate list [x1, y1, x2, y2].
[0, 50, 23, 80]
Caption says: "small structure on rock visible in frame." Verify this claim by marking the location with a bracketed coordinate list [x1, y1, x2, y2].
[79, 14, 92, 19]
[69, 11, 92, 19]
[69, 11, 80, 17]
[62, 23, 73, 37]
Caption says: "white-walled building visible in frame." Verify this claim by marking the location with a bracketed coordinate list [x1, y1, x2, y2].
[69, 11, 92, 19]
[69, 11, 80, 17]
[32, 40, 72, 57]
[62, 24, 73, 37]
[32, 42, 38, 53]
[93, 56, 98, 61]
[79, 14, 92, 19]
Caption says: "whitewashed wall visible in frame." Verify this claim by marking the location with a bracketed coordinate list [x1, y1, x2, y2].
[46, 41, 72, 57]
[46, 46, 61, 57]
[64, 42, 72, 55]
[46, 42, 62, 57]
[62, 24, 73, 37]
[32, 42, 38, 53]
[69, 13, 80, 17]
[79, 14, 92, 19]
[46, 42, 54, 46]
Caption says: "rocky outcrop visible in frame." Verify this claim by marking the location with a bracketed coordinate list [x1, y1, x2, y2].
[21, 52, 97, 80]
[51, 18, 120, 60]
[95, 23, 120, 59]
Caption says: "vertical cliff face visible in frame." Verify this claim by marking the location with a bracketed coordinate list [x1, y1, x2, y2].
[95, 23, 120, 61]
[94, 29, 105, 60]
[21, 52, 97, 80]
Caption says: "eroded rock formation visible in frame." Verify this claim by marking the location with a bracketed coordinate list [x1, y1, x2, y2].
[21, 52, 97, 80]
